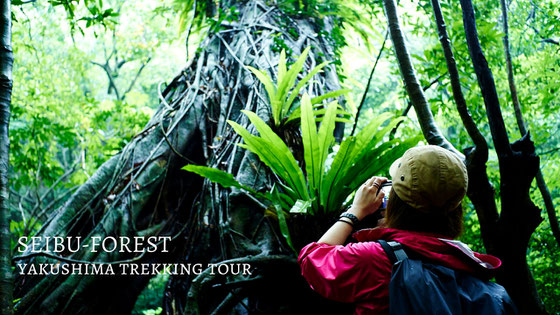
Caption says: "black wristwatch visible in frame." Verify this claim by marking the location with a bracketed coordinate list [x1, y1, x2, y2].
[340, 212, 360, 225]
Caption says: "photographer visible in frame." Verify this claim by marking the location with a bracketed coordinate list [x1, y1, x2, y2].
[298, 145, 514, 314]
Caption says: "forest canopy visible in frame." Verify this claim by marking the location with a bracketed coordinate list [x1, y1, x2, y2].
[1, 0, 559, 314]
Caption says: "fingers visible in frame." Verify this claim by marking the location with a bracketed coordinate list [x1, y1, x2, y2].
[364, 176, 388, 190]
[365, 177, 376, 187]
[351, 177, 388, 219]
[373, 177, 388, 187]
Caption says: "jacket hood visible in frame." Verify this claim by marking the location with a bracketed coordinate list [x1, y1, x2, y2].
[352, 228, 501, 279]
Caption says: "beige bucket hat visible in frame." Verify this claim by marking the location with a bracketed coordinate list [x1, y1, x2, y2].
[389, 145, 468, 213]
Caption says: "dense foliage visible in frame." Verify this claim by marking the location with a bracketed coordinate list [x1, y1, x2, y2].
[9, 2, 184, 313]
[9, 1, 183, 235]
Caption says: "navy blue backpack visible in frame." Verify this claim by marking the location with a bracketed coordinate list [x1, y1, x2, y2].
[377, 240, 518, 315]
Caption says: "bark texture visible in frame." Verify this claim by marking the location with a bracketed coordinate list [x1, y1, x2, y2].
[0, 0, 13, 313]
[382, 0, 462, 158]
[461, 0, 546, 314]
[384, 0, 547, 312]
[429, 0, 498, 255]
[499, 0, 560, 248]
[460, 1, 546, 313]
[13, 1, 351, 314]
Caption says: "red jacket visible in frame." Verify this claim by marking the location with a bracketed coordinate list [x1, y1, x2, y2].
[298, 228, 502, 314]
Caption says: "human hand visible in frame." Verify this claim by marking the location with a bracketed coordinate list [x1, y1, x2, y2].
[347, 176, 388, 220]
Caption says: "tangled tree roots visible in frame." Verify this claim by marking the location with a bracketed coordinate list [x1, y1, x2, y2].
[13, 1, 350, 314]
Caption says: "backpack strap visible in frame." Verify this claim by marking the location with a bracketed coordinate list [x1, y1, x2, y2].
[378, 240, 408, 264]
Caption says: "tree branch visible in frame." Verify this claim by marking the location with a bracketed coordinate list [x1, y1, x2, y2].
[538, 146, 560, 156]
[541, 38, 559, 45]
[90, 61, 121, 100]
[351, 31, 388, 136]
[382, 0, 463, 158]
[389, 74, 444, 139]
[461, 0, 546, 312]
[500, 0, 526, 136]
[121, 57, 152, 101]
[31, 186, 79, 231]
[430, 0, 499, 250]
[185, 0, 197, 62]
[500, 0, 560, 247]
[432, 0, 487, 154]
[116, 59, 127, 70]
[527, 24, 560, 46]
[459, 0, 512, 158]
[27, 160, 78, 218]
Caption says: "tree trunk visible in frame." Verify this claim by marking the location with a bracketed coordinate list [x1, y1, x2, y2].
[384, 0, 547, 313]
[460, 1, 546, 313]
[0, 0, 14, 313]
[499, 0, 560, 248]
[429, 0, 498, 256]
[382, 0, 462, 158]
[12, 1, 351, 314]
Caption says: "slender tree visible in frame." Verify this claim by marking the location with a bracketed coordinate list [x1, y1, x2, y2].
[429, 0, 497, 258]
[383, 0, 547, 312]
[499, 0, 560, 247]
[382, 0, 462, 157]
[460, 1, 545, 311]
[0, 0, 13, 314]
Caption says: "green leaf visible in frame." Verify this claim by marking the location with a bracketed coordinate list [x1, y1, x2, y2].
[315, 101, 337, 213]
[275, 205, 295, 251]
[241, 110, 283, 145]
[275, 180, 299, 205]
[285, 107, 302, 124]
[246, 66, 278, 123]
[182, 165, 256, 193]
[352, 115, 406, 164]
[321, 136, 357, 210]
[320, 115, 418, 212]
[277, 47, 310, 109]
[284, 60, 330, 115]
[301, 93, 321, 198]
[278, 49, 287, 86]
[333, 117, 354, 124]
[228, 119, 309, 200]
[313, 108, 353, 119]
[310, 89, 351, 105]
[332, 136, 420, 210]
[270, 184, 296, 211]
[289, 199, 313, 214]
[348, 136, 421, 189]
[353, 112, 394, 147]
[344, 112, 395, 169]
[287, 100, 353, 124]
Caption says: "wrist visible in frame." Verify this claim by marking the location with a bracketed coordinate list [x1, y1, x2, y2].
[340, 211, 360, 225]
[337, 217, 355, 229]
[347, 206, 366, 220]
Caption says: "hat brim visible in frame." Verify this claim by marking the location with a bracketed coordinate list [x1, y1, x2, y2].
[389, 157, 402, 180]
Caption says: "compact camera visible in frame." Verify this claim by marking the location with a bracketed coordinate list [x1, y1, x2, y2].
[378, 181, 392, 210]
[359, 180, 392, 229]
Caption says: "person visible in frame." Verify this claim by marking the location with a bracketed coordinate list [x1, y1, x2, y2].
[298, 145, 505, 314]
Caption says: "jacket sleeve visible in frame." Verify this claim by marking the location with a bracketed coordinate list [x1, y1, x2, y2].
[297, 241, 391, 303]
